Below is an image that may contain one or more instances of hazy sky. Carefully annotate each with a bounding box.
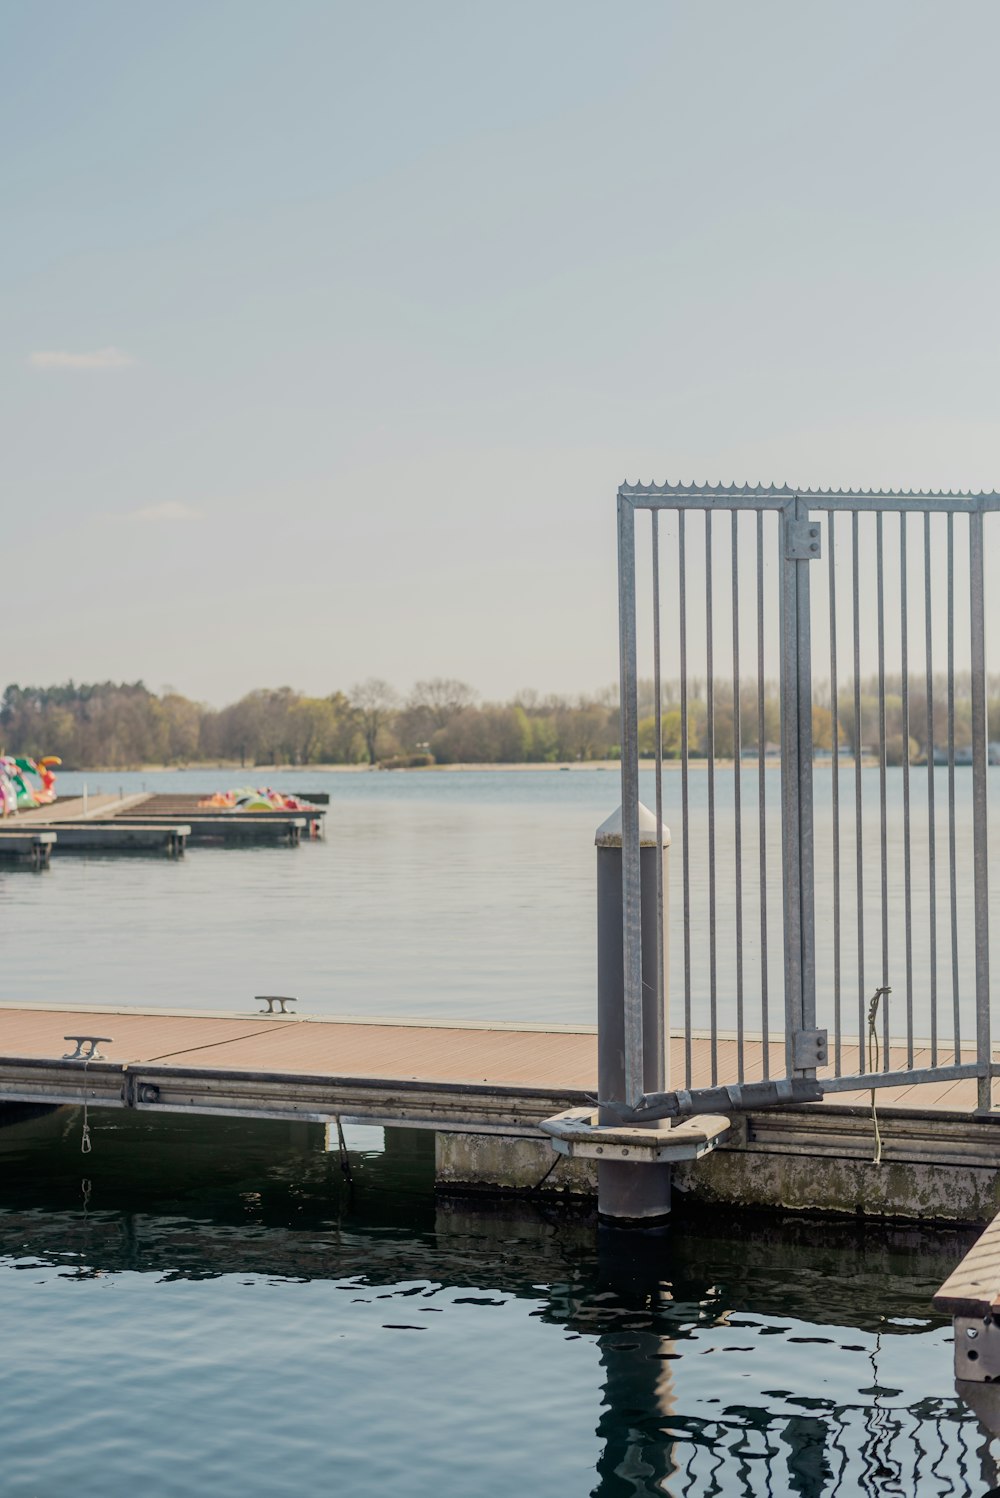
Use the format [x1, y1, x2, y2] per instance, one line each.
[6, 1, 1000, 706]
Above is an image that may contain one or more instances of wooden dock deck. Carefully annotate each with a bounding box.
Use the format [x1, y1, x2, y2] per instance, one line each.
[0, 1008, 593, 1130]
[0, 1005, 987, 1121]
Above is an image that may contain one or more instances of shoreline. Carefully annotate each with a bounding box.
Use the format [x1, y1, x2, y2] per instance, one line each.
[58, 756, 884, 775]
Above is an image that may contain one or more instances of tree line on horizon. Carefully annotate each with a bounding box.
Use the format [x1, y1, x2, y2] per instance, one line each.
[0, 674, 994, 770]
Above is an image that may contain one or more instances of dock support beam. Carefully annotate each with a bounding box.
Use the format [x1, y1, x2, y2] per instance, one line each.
[596, 804, 671, 1224]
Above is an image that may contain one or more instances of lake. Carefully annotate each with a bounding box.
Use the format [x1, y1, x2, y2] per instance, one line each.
[1, 766, 996, 1494]
[2, 764, 993, 1047]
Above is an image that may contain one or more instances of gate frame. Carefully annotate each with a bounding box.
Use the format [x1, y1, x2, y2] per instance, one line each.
[616, 483, 997, 1114]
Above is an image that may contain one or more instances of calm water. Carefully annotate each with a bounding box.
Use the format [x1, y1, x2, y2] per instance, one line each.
[1, 764, 995, 1041]
[2, 767, 997, 1494]
[0, 1106, 991, 1498]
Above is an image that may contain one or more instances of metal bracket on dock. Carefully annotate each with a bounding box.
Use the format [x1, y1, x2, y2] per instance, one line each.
[63, 1035, 112, 1061]
[121, 1072, 160, 1108]
[538, 1108, 730, 1164]
[256, 995, 297, 1015]
[955, 1316, 1000, 1383]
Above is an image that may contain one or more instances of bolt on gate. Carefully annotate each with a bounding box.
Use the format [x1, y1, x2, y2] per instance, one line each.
[616, 483, 998, 1117]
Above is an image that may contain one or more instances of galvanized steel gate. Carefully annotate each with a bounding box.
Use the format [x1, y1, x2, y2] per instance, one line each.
[617, 483, 996, 1113]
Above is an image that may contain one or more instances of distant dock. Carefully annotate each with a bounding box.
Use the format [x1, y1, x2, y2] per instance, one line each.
[0, 792, 324, 858]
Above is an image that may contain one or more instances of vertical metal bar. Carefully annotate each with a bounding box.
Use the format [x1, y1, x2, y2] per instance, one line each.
[781, 503, 803, 1078]
[947, 512, 961, 1064]
[900, 513, 914, 1068]
[679, 512, 692, 1089]
[757, 512, 770, 1081]
[617, 493, 644, 1105]
[732, 510, 744, 1080]
[795, 499, 817, 1057]
[828, 511, 842, 1074]
[852, 512, 865, 1071]
[924, 512, 938, 1067]
[969, 509, 991, 1112]
[651, 510, 666, 1093]
[705, 509, 718, 1084]
[876, 512, 890, 1066]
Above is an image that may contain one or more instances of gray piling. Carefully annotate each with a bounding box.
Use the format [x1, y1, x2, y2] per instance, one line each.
[595, 803, 671, 1224]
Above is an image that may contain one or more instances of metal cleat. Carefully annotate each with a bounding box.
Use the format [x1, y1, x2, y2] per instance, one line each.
[63, 1035, 112, 1061]
[256, 995, 297, 1015]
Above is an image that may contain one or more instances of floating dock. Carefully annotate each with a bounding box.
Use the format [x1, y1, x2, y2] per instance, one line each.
[0, 1003, 996, 1222]
[118, 794, 325, 840]
[8, 791, 324, 852]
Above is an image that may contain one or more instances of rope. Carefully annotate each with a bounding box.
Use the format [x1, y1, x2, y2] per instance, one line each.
[529, 1153, 562, 1193]
[867, 986, 891, 1166]
[80, 1055, 92, 1155]
[334, 1116, 352, 1181]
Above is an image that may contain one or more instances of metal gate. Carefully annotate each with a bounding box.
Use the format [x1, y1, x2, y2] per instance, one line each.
[617, 483, 995, 1113]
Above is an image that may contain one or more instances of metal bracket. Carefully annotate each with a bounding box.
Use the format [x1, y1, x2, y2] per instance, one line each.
[63, 1035, 112, 1061]
[122, 1073, 161, 1107]
[256, 995, 297, 1015]
[793, 1029, 829, 1069]
[955, 1315, 1000, 1382]
[538, 1108, 730, 1164]
[785, 518, 822, 560]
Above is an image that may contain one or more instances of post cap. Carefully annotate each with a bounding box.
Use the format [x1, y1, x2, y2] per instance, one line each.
[595, 802, 671, 849]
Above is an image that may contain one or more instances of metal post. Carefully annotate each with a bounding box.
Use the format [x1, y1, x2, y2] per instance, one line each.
[596, 803, 670, 1222]
[780, 508, 803, 1077]
[795, 498, 817, 1057]
[617, 495, 644, 1106]
[970, 510, 992, 1111]
[781, 498, 818, 1078]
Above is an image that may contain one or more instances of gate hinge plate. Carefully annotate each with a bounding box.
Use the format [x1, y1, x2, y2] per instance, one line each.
[785, 519, 822, 560]
[793, 1029, 829, 1069]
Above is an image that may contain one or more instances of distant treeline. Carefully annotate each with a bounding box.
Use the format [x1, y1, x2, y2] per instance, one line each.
[0, 674, 995, 770]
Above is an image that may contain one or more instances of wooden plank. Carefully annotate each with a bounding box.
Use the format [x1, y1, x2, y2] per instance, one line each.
[14, 794, 146, 824]
[0, 1008, 597, 1087]
[935, 1212, 1000, 1316]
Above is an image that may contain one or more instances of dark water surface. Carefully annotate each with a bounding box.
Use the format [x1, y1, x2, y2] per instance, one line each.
[0, 1106, 992, 1498]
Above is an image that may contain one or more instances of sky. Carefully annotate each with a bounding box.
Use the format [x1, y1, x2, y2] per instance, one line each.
[5, 1, 1000, 707]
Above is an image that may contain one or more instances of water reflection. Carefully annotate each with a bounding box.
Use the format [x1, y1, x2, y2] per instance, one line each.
[0, 1107, 994, 1497]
